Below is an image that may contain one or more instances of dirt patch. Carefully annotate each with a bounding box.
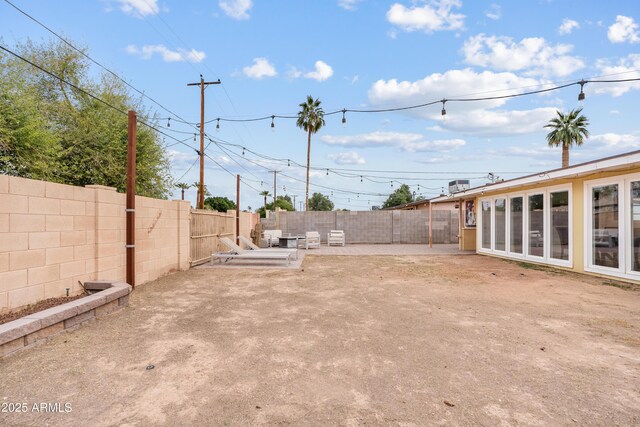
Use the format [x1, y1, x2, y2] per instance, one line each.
[0, 294, 87, 325]
[0, 254, 639, 426]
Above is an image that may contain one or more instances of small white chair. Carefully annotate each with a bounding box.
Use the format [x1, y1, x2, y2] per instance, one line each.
[327, 230, 345, 246]
[263, 229, 282, 247]
[304, 231, 321, 249]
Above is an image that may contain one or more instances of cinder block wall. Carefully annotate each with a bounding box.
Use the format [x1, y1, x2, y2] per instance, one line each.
[267, 210, 454, 244]
[0, 175, 190, 313]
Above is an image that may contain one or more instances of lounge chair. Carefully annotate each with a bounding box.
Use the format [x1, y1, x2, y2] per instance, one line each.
[238, 235, 298, 259]
[211, 237, 295, 265]
[327, 230, 345, 246]
[304, 231, 321, 249]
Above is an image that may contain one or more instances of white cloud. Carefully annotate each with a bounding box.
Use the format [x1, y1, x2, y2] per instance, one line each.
[338, 0, 363, 11]
[590, 133, 640, 151]
[345, 75, 360, 84]
[219, 0, 253, 20]
[126, 44, 206, 63]
[608, 15, 640, 44]
[558, 18, 580, 35]
[286, 66, 302, 79]
[321, 131, 465, 152]
[116, 0, 159, 17]
[462, 34, 584, 77]
[387, 0, 465, 33]
[327, 151, 366, 164]
[242, 57, 277, 79]
[368, 69, 561, 136]
[485, 3, 501, 21]
[304, 60, 334, 82]
[595, 54, 640, 96]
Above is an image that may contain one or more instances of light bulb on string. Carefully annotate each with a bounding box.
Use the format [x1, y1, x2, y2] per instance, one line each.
[578, 79, 586, 102]
[287, 159, 290, 167]
[441, 99, 447, 117]
[360, 176, 363, 183]
[242, 147, 245, 156]
[341, 109, 347, 128]
[271, 115, 275, 131]
[216, 118, 220, 131]
[326, 169, 329, 176]
[166, 118, 171, 128]
[193, 133, 196, 142]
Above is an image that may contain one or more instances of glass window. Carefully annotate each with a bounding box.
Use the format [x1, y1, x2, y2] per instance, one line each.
[592, 185, 619, 269]
[495, 198, 506, 251]
[632, 182, 640, 272]
[528, 194, 544, 257]
[510, 197, 523, 254]
[550, 191, 569, 260]
[482, 200, 491, 249]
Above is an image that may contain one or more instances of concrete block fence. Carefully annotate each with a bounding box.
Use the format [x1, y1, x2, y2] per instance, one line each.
[267, 209, 458, 244]
[0, 175, 190, 312]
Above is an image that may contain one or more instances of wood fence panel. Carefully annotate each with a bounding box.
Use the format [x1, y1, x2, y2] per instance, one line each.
[190, 209, 234, 266]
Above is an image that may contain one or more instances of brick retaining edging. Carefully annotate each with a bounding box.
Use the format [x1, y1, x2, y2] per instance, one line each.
[0, 281, 131, 359]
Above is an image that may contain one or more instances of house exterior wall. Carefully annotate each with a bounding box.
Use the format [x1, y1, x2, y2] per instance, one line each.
[467, 166, 640, 284]
[0, 175, 190, 313]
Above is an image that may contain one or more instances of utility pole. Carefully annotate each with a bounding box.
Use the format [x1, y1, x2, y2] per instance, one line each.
[187, 75, 220, 209]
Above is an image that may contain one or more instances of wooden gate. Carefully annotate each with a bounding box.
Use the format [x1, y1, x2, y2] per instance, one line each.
[190, 209, 234, 266]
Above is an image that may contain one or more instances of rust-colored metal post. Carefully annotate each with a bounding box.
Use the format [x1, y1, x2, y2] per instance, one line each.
[428, 200, 433, 248]
[236, 174, 240, 245]
[126, 110, 136, 288]
[458, 199, 463, 250]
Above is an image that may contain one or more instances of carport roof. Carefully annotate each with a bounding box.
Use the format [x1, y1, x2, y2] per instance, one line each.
[431, 149, 640, 203]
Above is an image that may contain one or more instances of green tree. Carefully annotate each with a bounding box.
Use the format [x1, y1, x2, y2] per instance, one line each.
[204, 196, 236, 212]
[544, 107, 589, 168]
[383, 184, 414, 209]
[176, 182, 190, 200]
[256, 196, 295, 218]
[0, 38, 172, 198]
[309, 192, 334, 211]
[296, 96, 325, 211]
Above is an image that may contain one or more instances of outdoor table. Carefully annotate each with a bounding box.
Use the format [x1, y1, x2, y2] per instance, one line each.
[279, 236, 299, 248]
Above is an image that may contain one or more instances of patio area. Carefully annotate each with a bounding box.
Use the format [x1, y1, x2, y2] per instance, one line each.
[1, 252, 639, 425]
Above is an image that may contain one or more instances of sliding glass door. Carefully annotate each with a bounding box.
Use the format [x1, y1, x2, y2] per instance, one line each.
[528, 194, 544, 257]
[510, 197, 523, 254]
[592, 184, 619, 269]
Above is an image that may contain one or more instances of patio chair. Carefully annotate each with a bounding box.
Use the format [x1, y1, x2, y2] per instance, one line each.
[304, 231, 321, 249]
[263, 229, 282, 247]
[327, 230, 345, 246]
[238, 235, 298, 259]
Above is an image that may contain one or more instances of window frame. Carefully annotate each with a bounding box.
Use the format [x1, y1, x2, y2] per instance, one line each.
[477, 183, 572, 268]
[584, 173, 640, 281]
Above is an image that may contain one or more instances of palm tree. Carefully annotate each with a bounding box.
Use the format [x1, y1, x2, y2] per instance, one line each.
[259, 190, 271, 213]
[544, 107, 589, 168]
[192, 182, 210, 208]
[175, 182, 190, 200]
[296, 96, 325, 211]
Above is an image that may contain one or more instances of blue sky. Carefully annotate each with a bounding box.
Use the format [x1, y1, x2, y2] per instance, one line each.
[2, 0, 640, 210]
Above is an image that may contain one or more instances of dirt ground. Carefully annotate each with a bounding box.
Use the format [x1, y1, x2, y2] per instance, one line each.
[1, 254, 639, 426]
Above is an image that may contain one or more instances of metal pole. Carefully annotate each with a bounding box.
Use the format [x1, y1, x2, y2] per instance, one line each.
[273, 171, 277, 212]
[428, 200, 433, 248]
[126, 110, 136, 288]
[236, 174, 240, 246]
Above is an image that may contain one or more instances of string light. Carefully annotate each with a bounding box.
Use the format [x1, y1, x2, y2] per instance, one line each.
[578, 79, 586, 101]
[271, 115, 275, 130]
[326, 169, 329, 176]
[167, 117, 171, 127]
[242, 147, 245, 156]
[216, 118, 220, 131]
[360, 176, 363, 183]
[287, 159, 290, 167]
[441, 99, 447, 116]
[341, 109, 346, 127]
[193, 133, 196, 142]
